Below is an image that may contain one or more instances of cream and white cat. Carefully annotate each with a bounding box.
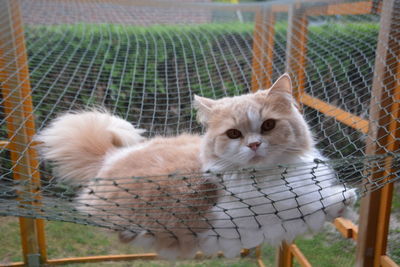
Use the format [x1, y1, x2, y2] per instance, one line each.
[36, 74, 355, 259]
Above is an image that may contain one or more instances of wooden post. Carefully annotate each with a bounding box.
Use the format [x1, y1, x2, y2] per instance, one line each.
[356, 0, 400, 266]
[254, 246, 266, 267]
[275, 4, 309, 266]
[251, 8, 276, 92]
[285, 3, 308, 104]
[276, 242, 293, 267]
[0, 0, 47, 265]
[251, 9, 264, 92]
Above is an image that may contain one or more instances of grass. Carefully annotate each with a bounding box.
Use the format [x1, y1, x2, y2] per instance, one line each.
[293, 230, 355, 267]
[392, 184, 400, 220]
[387, 183, 400, 263]
[31, 21, 256, 36]
[0, 217, 357, 267]
[1, 184, 399, 266]
[0, 217, 22, 264]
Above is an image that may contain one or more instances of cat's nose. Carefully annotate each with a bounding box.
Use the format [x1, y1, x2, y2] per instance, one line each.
[247, 142, 261, 151]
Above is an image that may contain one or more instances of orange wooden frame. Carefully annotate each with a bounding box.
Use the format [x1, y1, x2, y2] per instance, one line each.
[0, 0, 398, 266]
[355, 0, 400, 266]
[0, 0, 46, 265]
[250, 0, 398, 267]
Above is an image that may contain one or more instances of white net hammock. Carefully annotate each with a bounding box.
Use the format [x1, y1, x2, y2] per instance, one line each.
[0, 0, 399, 260]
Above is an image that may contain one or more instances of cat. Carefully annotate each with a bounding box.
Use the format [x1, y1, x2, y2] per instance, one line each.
[36, 74, 355, 259]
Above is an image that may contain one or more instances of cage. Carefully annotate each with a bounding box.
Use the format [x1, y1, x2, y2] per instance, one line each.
[0, 0, 399, 266]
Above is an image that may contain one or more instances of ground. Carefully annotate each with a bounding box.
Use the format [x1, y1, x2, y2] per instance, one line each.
[0, 217, 355, 266]
[0, 183, 399, 266]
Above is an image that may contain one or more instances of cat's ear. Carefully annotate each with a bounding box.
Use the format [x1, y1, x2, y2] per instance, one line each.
[255, 73, 297, 110]
[193, 95, 217, 124]
[255, 73, 292, 97]
[270, 73, 292, 94]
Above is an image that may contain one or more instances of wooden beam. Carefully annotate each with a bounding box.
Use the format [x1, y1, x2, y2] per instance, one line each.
[300, 93, 369, 134]
[0, 140, 10, 149]
[251, 9, 266, 92]
[381, 255, 400, 267]
[334, 217, 359, 241]
[0, 140, 42, 150]
[256, 246, 267, 267]
[46, 254, 157, 265]
[356, 0, 400, 266]
[20, 0, 373, 15]
[241, 248, 251, 257]
[0, 0, 47, 264]
[261, 9, 275, 90]
[305, 1, 374, 16]
[276, 5, 309, 265]
[276, 242, 293, 267]
[0, 263, 25, 267]
[334, 217, 354, 239]
[290, 244, 312, 267]
[285, 4, 308, 105]
[271, 5, 289, 13]
[251, 8, 276, 92]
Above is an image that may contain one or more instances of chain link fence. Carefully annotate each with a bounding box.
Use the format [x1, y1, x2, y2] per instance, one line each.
[0, 0, 399, 263]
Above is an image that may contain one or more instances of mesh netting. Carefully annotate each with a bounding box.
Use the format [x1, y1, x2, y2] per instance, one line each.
[0, 0, 399, 260]
[2, 155, 399, 225]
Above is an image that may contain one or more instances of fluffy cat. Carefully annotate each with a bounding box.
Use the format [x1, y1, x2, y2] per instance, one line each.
[36, 74, 355, 259]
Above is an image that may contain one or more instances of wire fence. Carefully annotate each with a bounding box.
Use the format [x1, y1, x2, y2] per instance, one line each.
[0, 0, 399, 262]
[1, 154, 399, 226]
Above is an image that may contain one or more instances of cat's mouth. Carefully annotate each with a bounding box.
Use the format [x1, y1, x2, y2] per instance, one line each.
[249, 154, 265, 163]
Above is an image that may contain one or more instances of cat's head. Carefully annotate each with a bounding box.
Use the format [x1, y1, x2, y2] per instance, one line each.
[194, 74, 314, 171]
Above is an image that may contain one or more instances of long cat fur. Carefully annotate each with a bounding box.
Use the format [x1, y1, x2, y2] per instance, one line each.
[36, 74, 355, 259]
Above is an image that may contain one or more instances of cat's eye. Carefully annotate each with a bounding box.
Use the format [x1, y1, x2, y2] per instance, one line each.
[226, 129, 242, 139]
[261, 119, 276, 133]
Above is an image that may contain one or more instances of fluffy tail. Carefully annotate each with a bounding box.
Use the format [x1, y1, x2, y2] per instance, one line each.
[36, 110, 145, 182]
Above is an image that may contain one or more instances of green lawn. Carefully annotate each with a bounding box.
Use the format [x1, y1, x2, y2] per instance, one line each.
[2, 184, 400, 267]
[0, 217, 357, 267]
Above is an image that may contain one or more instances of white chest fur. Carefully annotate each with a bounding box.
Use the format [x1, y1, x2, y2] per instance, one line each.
[198, 153, 356, 258]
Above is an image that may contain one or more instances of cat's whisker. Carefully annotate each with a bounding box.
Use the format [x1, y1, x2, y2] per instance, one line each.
[266, 147, 309, 154]
[207, 159, 236, 171]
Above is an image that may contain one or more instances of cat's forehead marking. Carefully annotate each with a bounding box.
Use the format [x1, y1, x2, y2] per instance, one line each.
[247, 107, 261, 131]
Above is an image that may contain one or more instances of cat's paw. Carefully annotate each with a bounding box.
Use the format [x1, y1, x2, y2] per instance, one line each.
[325, 187, 357, 220]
